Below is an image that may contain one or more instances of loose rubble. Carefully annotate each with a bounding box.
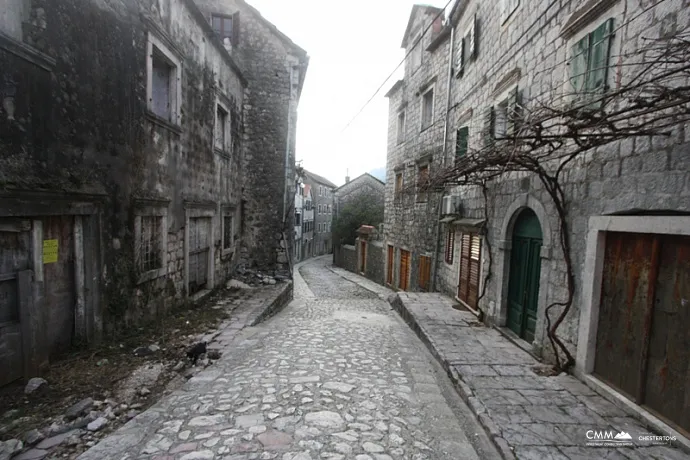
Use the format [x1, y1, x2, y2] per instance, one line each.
[23, 379, 47, 396]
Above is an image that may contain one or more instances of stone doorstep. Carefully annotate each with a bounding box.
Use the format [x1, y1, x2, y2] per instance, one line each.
[389, 292, 690, 460]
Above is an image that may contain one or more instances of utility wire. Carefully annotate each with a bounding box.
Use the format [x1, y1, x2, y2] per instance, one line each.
[339, 0, 455, 134]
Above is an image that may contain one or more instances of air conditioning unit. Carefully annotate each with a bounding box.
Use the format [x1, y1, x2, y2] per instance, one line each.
[442, 195, 461, 216]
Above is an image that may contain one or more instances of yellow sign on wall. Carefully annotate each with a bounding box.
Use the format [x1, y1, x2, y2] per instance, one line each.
[43, 239, 58, 264]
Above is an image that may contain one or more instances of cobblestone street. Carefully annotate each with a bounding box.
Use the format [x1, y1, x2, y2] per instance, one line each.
[76, 256, 500, 460]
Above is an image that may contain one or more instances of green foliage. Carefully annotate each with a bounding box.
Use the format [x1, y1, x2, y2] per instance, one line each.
[333, 191, 384, 245]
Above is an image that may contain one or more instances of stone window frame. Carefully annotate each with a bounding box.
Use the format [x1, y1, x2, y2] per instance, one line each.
[146, 32, 182, 127]
[420, 85, 435, 131]
[492, 82, 520, 140]
[562, 3, 622, 106]
[133, 201, 169, 285]
[214, 96, 232, 155]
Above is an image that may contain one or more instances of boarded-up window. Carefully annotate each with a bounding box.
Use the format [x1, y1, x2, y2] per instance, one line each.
[458, 233, 482, 309]
[419, 255, 431, 292]
[151, 51, 173, 121]
[445, 229, 455, 264]
[139, 216, 162, 272]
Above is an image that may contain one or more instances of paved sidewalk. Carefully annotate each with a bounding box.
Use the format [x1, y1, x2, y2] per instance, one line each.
[390, 292, 689, 460]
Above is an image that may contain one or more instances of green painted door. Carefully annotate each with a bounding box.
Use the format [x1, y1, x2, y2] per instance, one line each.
[507, 209, 543, 343]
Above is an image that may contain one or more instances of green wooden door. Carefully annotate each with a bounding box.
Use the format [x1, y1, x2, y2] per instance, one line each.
[507, 209, 543, 343]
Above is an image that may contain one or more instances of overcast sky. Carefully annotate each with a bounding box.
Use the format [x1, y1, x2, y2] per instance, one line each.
[246, 0, 445, 187]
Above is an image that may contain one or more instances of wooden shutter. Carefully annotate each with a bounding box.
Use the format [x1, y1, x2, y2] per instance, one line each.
[483, 107, 494, 147]
[445, 229, 455, 264]
[399, 250, 410, 291]
[387, 245, 394, 285]
[458, 233, 482, 309]
[457, 37, 465, 77]
[468, 16, 476, 61]
[507, 87, 522, 136]
[232, 12, 241, 47]
[588, 18, 614, 95]
[456, 127, 469, 157]
[570, 35, 590, 96]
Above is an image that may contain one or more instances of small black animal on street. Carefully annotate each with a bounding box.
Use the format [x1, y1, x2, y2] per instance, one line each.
[186, 341, 207, 365]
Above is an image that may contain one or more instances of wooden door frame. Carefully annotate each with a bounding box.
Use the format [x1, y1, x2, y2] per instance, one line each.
[576, 216, 690, 447]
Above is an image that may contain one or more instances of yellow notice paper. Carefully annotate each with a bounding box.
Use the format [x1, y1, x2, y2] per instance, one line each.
[43, 239, 58, 264]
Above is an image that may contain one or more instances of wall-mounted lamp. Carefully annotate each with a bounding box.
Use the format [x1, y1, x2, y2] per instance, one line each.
[2, 77, 17, 122]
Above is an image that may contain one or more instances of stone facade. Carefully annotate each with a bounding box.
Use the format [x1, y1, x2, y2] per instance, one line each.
[194, 0, 309, 274]
[384, 0, 690, 365]
[0, 0, 305, 382]
[334, 173, 386, 220]
[302, 169, 336, 257]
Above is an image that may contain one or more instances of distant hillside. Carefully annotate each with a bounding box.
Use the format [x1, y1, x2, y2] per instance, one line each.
[368, 167, 386, 182]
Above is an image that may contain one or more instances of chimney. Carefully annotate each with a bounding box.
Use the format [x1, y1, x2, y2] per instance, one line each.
[345, 168, 350, 184]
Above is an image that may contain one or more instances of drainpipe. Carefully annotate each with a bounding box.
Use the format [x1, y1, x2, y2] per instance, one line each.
[430, 23, 455, 292]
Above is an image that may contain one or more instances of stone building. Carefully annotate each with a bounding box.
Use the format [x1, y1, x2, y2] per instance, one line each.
[302, 169, 336, 257]
[301, 184, 315, 260]
[194, 0, 309, 275]
[334, 173, 386, 220]
[384, 0, 690, 435]
[0, 0, 306, 385]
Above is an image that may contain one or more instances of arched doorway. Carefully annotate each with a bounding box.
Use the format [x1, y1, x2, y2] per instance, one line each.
[507, 209, 543, 343]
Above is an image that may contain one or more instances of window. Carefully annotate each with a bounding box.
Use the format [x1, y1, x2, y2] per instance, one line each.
[456, 127, 469, 158]
[421, 88, 434, 129]
[397, 110, 406, 144]
[458, 233, 482, 310]
[215, 104, 229, 152]
[147, 34, 181, 125]
[320, 186, 323, 196]
[395, 173, 403, 197]
[222, 214, 233, 251]
[501, 0, 520, 24]
[417, 165, 429, 202]
[139, 216, 163, 272]
[570, 19, 614, 102]
[457, 16, 477, 77]
[211, 13, 240, 46]
[318, 204, 322, 215]
[295, 212, 301, 225]
[328, 205, 331, 214]
[491, 87, 521, 141]
[445, 229, 455, 264]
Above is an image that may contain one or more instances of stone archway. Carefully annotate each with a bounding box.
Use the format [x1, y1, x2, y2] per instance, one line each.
[493, 194, 553, 352]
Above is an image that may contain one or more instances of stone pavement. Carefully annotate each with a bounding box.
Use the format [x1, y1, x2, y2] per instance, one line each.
[389, 292, 690, 460]
[75, 256, 500, 460]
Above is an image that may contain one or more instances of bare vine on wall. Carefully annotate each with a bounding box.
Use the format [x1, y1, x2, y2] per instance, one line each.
[401, 28, 690, 371]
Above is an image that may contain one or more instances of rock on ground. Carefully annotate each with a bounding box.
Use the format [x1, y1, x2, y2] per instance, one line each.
[24, 378, 47, 395]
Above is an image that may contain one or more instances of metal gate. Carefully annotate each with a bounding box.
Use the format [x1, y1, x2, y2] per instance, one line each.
[595, 232, 690, 434]
[399, 249, 410, 291]
[188, 217, 211, 295]
[0, 221, 30, 385]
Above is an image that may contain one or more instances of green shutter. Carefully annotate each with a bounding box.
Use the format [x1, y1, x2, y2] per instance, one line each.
[507, 87, 522, 136]
[456, 127, 469, 157]
[587, 18, 614, 95]
[483, 107, 494, 147]
[570, 35, 589, 96]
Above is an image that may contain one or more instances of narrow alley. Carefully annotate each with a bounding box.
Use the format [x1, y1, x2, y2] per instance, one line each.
[74, 256, 500, 460]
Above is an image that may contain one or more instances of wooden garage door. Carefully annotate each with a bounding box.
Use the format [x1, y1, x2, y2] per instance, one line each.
[418, 256, 431, 292]
[595, 232, 690, 434]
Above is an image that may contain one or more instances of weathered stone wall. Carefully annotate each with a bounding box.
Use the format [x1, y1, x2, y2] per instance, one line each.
[0, 0, 245, 336]
[335, 244, 357, 274]
[384, 6, 450, 293]
[334, 174, 386, 218]
[194, 0, 309, 274]
[365, 241, 385, 286]
[301, 171, 335, 257]
[392, 0, 690, 361]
